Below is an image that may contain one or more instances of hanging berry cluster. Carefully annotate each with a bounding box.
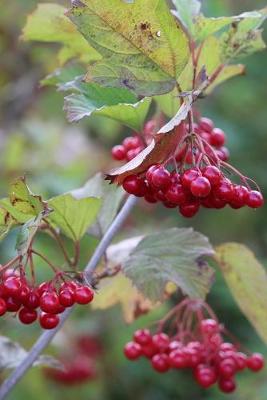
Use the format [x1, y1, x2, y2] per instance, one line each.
[123, 299, 264, 394]
[112, 116, 264, 217]
[0, 267, 94, 330]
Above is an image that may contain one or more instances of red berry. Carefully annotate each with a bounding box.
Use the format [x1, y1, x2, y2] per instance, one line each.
[144, 120, 156, 136]
[126, 147, 143, 161]
[168, 349, 188, 368]
[122, 175, 146, 197]
[200, 319, 219, 336]
[40, 292, 60, 314]
[39, 312, 59, 329]
[190, 177, 211, 198]
[235, 352, 247, 371]
[5, 296, 21, 312]
[179, 202, 199, 218]
[16, 284, 31, 303]
[18, 308, 37, 324]
[218, 378, 236, 393]
[202, 166, 221, 186]
[181, 169, 201, 189]
[123, 136, 142, 150]
[23, 290, 40, 309]
[124, 341, 142, 360]
[214, 180, 234, 202]
[218, 358, 237, 378]
[37, 282, 51, 296]
[133, 329, 152, 346]
[150, 167, 171, 190]
[74, 286, 94, 305]
[210, 128, 226, 147]
[141, 343, 158, 358]
[247, 190, 264, 208]
[152, 333, 170, 352]
[165, 184, 187, 205]
[59, 290, 75, 307]
[3, 276, 21, 296]
[199, 117, 214, 133]
[247, 353, 265, 371]
[231, 185, 249, 208]
[217, 146, 230, 161]
[195, 366, 217, 388]
[151, 354, 169, 373]
[146, 165, 159, 183]
[111, 145, 126, 161]
[0, 298, 7, 316]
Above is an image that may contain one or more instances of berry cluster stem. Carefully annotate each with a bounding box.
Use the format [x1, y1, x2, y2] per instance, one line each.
[0, 195, 138, 400]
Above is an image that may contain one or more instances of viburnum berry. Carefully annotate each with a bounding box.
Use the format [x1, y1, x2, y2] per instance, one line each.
[39, 312, 60, 330]
[59, 289, 75, 307]
[40, 291, 60, 314]
[74, 286, 94, 305]
[190, 177, 211, 198]
[247, 353, 265, 371]
[200, 319, 219, 336]
[202, 166, 221, 186]
[150, 167, 171, 190]
[218, 378, 236, 393]
[179, 202, 199, 218]
[122, 175, 146, 197]
[124, 341, 142, 360]
[181, 169, 201, 188]
[247, 190, 264, 208]
[0, 298, 7, 316]
[111, 145, 126, 161]
[151, 354, 169, 373]
[19, 308, 38, 325]
[210, 128, 226, 147]
[133, 329, 152, 346]
[3, 276, 21, 296]
[199, 117, 214, 133]
[23, 290, 40, 309]
[152, 333, 170, 351]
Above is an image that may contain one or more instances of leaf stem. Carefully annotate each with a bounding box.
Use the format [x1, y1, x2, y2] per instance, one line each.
[0, 195, 137, 400]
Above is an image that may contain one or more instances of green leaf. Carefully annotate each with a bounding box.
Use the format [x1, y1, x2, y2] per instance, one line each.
[171, 0, 201, 34]
[22, 3, 101, 65]
[0, 208, 15, 241]
[216, 243, 267, 345]
[63, 79, 151, 130]
[206, 64, 245, 94]
[0, 178, 47, 224]
[16, 210, 51, 257]
[123, 228, 214, 301]
[41, 65, 86, 88]
[67, 0, 190, 96]
[71, 173, 124, 235]
[48, 193, 102, 241]
[154, 87, 180, 118]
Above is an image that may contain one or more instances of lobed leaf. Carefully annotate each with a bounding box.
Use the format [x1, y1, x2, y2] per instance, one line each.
[123, 228, 215, 302]
[67, 0, 190, 96]
[216, 243, 267, 345]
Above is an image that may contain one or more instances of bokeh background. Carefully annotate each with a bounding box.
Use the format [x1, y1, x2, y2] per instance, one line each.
[0, 0, 267, 399]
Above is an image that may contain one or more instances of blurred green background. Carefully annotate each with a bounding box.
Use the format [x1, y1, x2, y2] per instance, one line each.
[0, 0, 267, 399]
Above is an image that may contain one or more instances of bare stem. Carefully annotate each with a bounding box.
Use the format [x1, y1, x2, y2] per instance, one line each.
[0, 195, 137, 400]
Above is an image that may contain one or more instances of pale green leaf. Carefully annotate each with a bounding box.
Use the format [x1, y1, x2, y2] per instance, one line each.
[154, 87, 180, 118]
[216, 243, 267, 344]
[48, 194, 102, 241]
[206, 64, 245, 94]
[22, 3, 101, 65]
[67, 0, 190, 96]
[71, 173, 124, 235]
[123, 228, 215, 301]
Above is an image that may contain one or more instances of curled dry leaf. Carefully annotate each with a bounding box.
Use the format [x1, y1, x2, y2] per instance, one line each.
[107, 98, 192, 184]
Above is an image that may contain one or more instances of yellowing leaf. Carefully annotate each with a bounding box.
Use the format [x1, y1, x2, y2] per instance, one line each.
[92, 273, 156, 323]
[216, 243, 267, 344]
[67, 0, 190, 96]
[22, 3, 100, 65]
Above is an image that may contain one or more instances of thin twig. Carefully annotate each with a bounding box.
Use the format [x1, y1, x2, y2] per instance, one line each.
[0, 195, 137, 400]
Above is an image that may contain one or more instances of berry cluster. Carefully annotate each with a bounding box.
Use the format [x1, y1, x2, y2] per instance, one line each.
[123, 300, 265, 394]
[0, 269, 94, 329]
[119, 117, 263, 217]
[44, 334, 102, 385]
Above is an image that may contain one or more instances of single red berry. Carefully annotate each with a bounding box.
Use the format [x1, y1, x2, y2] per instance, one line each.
[202, 166, 221, 186]
[152, 333, 170, 351]
[247, 190, 264, 208]
[150, 167, 171, 190]
[122, 175, 146, 197]
[59, 289, 75, 307]
[179, 202, 199, 218]
[246, 353, 265, 372]
[133, 329, 152, 346]
[210, 128, 226, 147]
[218, 378, 236, 393]
[146, 165, 160, 183]
[165, 184, 187, 205]
[5, 296, 21, 312]
[74, 286, 94, 305]
[190, 177, 211, 198]
[0, 298, 7, 316]
[40, 292, 60, 314]
[199, 117, 214, 133]
[214, 179, 234, 202]
[3, 276, 21, 296]
[123, 136, 142, 150]
[218, 358, 237, 378]
[2, 269, 19, 280]
[15, 284, 31, 303]
[235, 352, 247, 371]
[37, 282, 51, 296]
[168, 349, 188, 369]
[200, 319, 219, 336]
[155, 190, 166, 202]
[126, 147, 143, 161]
[195, 366, 217, 388]
[181, 169, 201, 189]
[151, 354, 169, 373]
[111, 145, 126, 161]
[141, 343, 158, 359]
[217, 146, 230, 161]
[60, 281, 77, 293]
[23, 290, 40, 309]
[18, 308, 38, 324]
[231, 185, 249, 208]
[39, 312, 59, 330]
[124, 341, 142, 360]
